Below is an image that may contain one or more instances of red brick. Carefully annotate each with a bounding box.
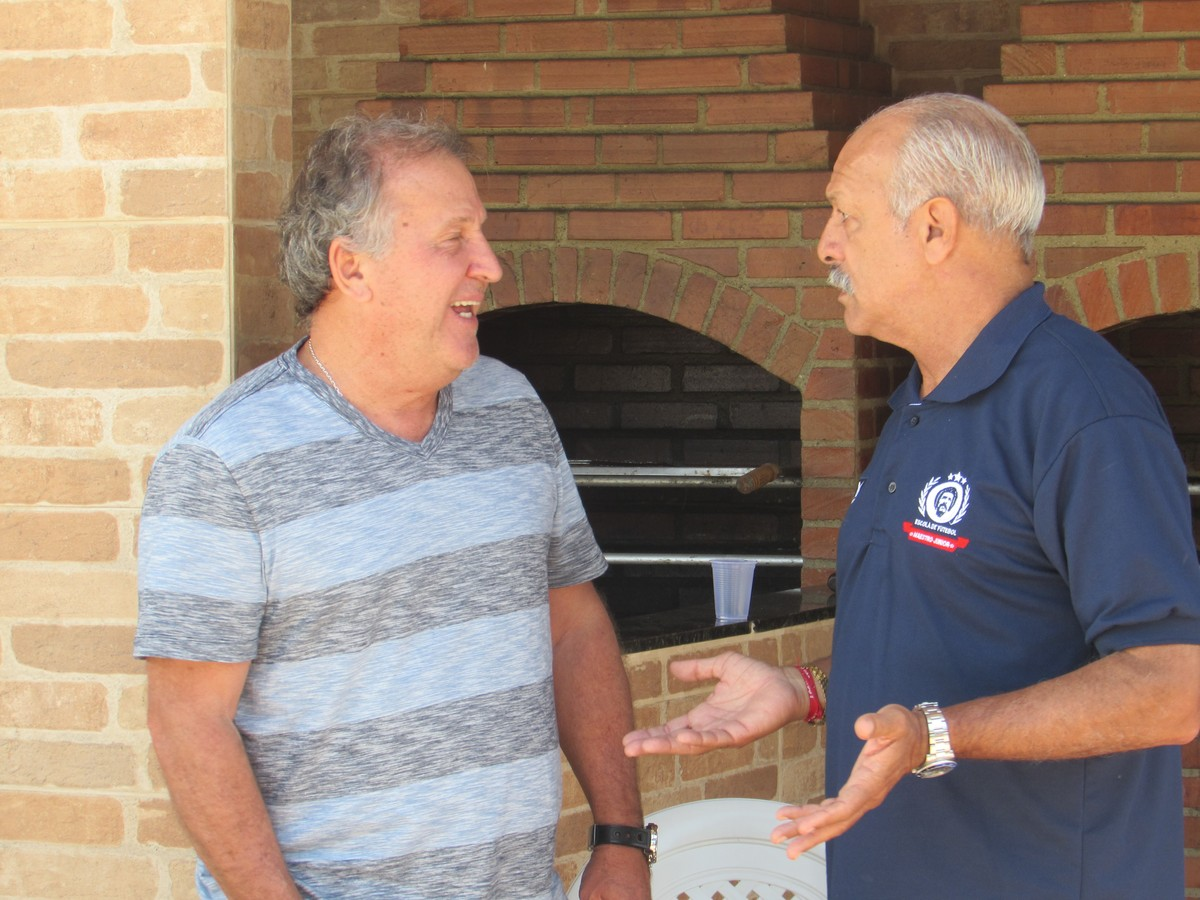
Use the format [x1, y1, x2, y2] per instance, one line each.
[733, 171, 829, 203]
[429, 60, 535, 93]
[1044, 247, 1133, 279]
[1143, 0, 1200, 32]
[376, 61, 426, 93]
[674, 274, 719, 331]
[540, 59, 630, 91]
[1064, 39, 1181, 75]
[1115, 204, 1200, 236]
[661, 248, 740, 276]
[816, 326, 853, 360]
[491, 135, 596, 167]
[642, 259, 683, 319]
[681, 15, 789, 51]
[396, 24, 500, 56]
[1001, 43, 1058, 78]
[775, 130, 838, 166]
[614, 252, 651, 309]
[800, 286, 844, 320]
[475, 173, 520, 206]
[804, 366, 855, 401]
[484, 211, 555, 241]
[1026, 122, 1143, 157]
[568, 211, 672, 241]
[1020, 2, 1133, 37]
[421, 0, 467, 17]
[1039, 205, 1107, 236]
[555, 248, 578, 302]
[460, 98, 567, 128]
[1061, 161, 1177, 195]
[772, 322, 818, 385]
[706, 92, 816, 127]
[610, 0, 708, 9]
[1076, 268, 1120, 331]
[1156, 253, 1194, 314]
[473, 0, 574, 16]
[579, 248, 614, 304]
[1108, 80, 1200, 115]
[746, 245, 823, 279]
[593, 94, 699, 126]
[662, 132, 769, 165]
[1117, 259, 1156, 320]
[618, 172, 725, 204]
[736, 304, 785, 362]
[682, 209, 789, 240]
[707, 286, 751, 346]
[1184, 162, 1200, 193]
[801, 445, 856, 478]
[521, 249, 553, 303]
[612, 19, 680, 51]
[755, 286, 797, 315]
[634, 57, 742, 90]
[1148, 121, 1200, 154]
[507, 21, 608, 54]
[601, 134, 657, 165]
[802, 485, 855, 519]
[526, 174, 616, 206]
[986, 82, 1101, 117]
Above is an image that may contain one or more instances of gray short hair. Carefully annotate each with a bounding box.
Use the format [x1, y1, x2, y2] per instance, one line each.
[868, 94, 1045, 261]
[278, 112, 472, 317]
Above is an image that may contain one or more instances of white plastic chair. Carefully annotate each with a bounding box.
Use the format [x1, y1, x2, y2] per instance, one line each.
[567, 797, 827, 899]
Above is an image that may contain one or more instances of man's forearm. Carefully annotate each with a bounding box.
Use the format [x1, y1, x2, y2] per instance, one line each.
[149, 700, 299, 898]
[948, 643, 1200, 762]
[550, 584, 643, 823]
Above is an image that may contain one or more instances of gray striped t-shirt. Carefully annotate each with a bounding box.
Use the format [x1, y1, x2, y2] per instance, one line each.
[136, 346, 607, 899]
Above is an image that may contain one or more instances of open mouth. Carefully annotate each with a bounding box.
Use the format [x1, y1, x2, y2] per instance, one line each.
[451, 300, 480, 319]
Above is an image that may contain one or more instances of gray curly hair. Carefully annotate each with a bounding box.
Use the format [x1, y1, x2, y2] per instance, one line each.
[278, 112, 472, 317]
[869, 93, 1045, 262]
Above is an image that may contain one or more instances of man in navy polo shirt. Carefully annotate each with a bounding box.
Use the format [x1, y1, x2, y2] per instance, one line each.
[624, 93, 1200, 898]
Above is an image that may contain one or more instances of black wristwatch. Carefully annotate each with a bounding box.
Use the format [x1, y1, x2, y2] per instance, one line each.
[588, 822, 658, 865]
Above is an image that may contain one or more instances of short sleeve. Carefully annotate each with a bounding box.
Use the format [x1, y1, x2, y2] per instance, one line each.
[1033, 414, 1200, 655]
[134, 440, 267, 662]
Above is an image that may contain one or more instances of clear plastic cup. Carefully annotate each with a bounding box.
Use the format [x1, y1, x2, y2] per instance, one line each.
[711, 558, 756, 624]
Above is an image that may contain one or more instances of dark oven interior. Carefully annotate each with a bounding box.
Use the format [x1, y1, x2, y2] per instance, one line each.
[479, 304, 803, 622]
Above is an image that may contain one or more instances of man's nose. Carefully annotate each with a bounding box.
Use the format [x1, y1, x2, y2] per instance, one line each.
[817, 214, 841, 266]
[471, 236, 504, 284]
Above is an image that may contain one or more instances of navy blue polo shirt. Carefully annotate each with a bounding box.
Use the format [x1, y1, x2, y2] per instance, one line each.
[825, 284, 1200, 899]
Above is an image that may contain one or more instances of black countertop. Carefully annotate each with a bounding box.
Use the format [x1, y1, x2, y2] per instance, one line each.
[614, 587, 836, 653]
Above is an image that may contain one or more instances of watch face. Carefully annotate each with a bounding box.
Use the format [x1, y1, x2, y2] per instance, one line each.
[914, 759, 957, 779]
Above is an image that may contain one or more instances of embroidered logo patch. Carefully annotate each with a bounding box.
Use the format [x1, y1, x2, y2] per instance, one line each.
[903, 472, 971, 552]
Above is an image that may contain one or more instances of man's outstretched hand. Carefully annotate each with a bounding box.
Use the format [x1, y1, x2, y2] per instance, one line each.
[622, 652, 807, 757]
[770, 704, 926, 856]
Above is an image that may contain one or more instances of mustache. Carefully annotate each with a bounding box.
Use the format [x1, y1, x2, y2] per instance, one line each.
[827, 266, 854, 295]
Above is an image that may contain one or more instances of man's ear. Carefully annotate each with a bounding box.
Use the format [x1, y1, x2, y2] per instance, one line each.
[918, 197, 959, 265]
[328, 237, 371, 299]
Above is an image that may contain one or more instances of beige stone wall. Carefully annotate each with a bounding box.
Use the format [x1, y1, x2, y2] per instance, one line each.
[0, 0, 288, 895]
[558, 618, 834, 890]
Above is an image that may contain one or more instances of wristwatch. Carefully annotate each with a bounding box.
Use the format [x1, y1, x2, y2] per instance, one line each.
[588, 823, 658, 865]
[911, 701, 957, 778]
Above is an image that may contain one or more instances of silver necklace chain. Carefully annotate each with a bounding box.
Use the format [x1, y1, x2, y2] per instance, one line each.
[307, 339, 343, 396]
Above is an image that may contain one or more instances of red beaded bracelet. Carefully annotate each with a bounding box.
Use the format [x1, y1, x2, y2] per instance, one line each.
[795, 665, 826, 726]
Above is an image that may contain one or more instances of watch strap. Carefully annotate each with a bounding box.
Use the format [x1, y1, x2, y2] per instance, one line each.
[589, 823, 658, 864]
[912, 701, 957, 778]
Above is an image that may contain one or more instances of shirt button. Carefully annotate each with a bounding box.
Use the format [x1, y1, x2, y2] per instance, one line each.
[909, 415, 920, 426]
[887, 482, 897, 493]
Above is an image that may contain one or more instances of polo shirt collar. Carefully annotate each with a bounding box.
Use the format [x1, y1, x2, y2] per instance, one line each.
[891, 282, 1051, 408]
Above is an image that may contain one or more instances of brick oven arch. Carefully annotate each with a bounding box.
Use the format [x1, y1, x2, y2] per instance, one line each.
[485, 244, 826, 391]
